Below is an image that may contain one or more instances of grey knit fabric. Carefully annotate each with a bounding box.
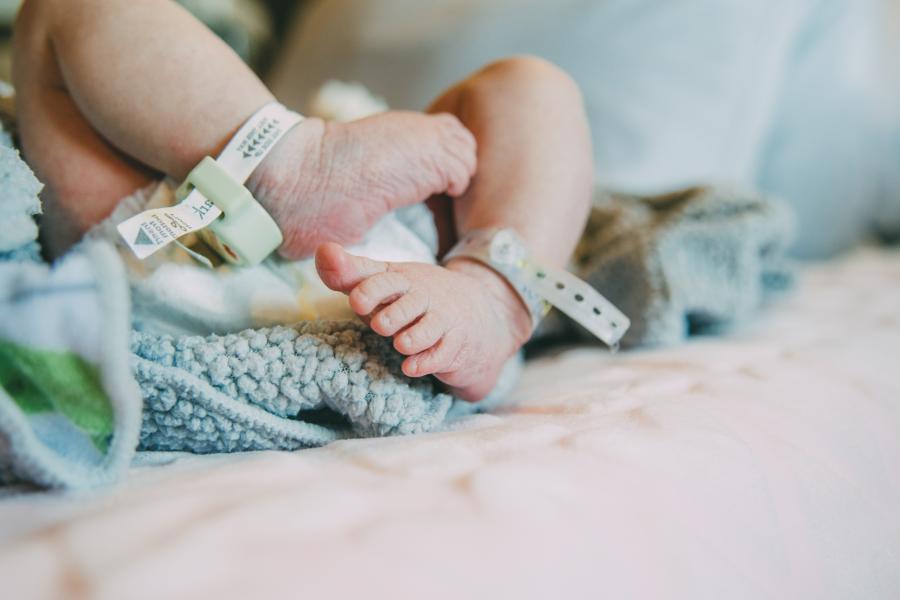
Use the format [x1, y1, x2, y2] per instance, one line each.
[543, 186, 795, 347]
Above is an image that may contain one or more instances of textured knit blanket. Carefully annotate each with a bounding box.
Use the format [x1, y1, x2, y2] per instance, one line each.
[132, 323, 521, 454]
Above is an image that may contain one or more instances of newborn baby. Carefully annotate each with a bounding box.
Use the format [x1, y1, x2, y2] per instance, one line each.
[12, 0, 594, 401]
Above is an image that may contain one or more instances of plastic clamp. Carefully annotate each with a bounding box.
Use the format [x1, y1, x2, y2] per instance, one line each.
[175, 156, 283, 267]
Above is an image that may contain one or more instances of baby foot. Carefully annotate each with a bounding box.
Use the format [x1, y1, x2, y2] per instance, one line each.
[248, 111, 477, 259]
[315, 242, 532, 401]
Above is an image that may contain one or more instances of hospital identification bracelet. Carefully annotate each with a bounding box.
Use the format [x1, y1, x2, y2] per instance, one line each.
[117, 102, 304, 267]
[442, 228, 631, 348]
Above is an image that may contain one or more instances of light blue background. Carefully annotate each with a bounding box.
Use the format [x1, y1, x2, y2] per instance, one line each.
[270, 0, 897, 257]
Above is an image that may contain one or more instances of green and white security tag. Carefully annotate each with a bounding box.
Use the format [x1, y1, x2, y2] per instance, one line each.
[117, 102, 303, 264]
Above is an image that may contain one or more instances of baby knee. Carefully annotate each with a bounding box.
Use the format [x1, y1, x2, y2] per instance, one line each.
[474, 55, 584, 105]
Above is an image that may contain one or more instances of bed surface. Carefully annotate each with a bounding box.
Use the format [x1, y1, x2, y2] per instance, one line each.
[2, 247, 899, 599]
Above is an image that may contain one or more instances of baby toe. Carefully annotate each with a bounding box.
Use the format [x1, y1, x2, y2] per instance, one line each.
[349, 272, 410, 316]
[371, 289, 428, 336]
[316, 243, 389, 293]
[402, 332, 462, 378]
[445, 157, 474, 198]
[452, 125, 477, 176]
[394, 312, 444, 355]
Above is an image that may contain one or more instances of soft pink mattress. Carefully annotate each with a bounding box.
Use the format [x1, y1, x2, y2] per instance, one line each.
[2, 248, 899, 599]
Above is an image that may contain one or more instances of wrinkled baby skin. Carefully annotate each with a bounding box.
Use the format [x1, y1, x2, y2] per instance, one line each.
[248, 110, 477, 259]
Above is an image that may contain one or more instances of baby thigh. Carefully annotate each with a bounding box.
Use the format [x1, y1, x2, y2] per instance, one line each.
[12, 0, 155, 257]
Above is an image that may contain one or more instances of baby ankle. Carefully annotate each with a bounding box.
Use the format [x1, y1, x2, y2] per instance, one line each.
[246, 117, 327, 251]
[445, 257, 533, 348]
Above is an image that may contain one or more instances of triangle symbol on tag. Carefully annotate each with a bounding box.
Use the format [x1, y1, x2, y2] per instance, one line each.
[134, 227, 154, 246]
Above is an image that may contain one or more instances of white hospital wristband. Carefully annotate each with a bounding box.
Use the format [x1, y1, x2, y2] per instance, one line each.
[443, 228, 631, 348]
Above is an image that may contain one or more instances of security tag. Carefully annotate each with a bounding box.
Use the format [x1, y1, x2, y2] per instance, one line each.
[117, 102, 303, 261]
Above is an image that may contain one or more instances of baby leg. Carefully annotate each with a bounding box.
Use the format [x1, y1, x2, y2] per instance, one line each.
[316, 57, 594, 400]
[14, 0, 475, 258]
[427, 57, 594, 266]
[13, 0, 274, 256]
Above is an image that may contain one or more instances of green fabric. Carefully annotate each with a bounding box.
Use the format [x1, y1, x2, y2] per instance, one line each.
[0, 339, 113, 451]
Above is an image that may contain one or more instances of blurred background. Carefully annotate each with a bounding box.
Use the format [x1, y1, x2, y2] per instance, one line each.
[0, 0, 897, 258]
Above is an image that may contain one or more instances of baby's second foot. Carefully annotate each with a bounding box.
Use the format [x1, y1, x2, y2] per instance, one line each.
[248, 111, 477, 259]
[315, 243, 532, 401]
